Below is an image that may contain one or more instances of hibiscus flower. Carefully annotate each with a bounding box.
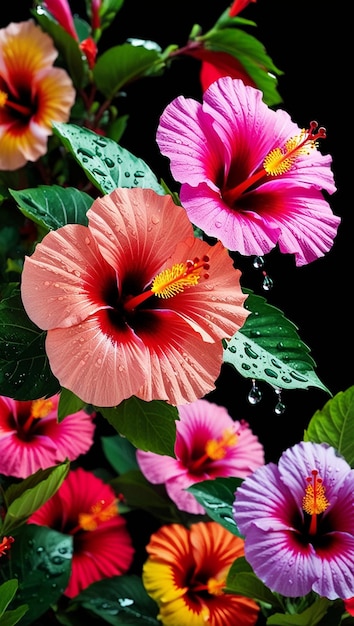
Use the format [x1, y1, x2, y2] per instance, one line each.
[156, 77, 339, 266]
[21, 187, 249, 408]
[143, 521, 260, 626]
[137, 398, 264, 514]
[233, 441, 354, 600]
[0, 20, 76, 171]
[0, 394, 95, 478]
[28, 467, 134, 598]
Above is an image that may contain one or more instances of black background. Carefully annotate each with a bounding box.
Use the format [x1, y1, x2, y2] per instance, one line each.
[2, 0, 350, 463]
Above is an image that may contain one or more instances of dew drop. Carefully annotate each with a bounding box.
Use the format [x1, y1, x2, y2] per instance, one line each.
[253, 255, 264, 269]
[262, 271, 273, 291]
[248, 379, 262, 405]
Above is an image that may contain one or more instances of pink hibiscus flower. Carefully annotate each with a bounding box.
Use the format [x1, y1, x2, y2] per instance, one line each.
[28, 467, 134, 598]
[21, 187, 249, 408]
[0, 20, 75, 171]
[156, 77, 339, 266]
[0, 394, 95, 478]
[233, 441, 354, 600]
[137, 398, 264, 514]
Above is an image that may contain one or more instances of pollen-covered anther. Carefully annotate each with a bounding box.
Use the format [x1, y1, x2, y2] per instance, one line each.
[30, 398, 54, 419]
[263, 120, 327, 176]
[78, 498, 119, 532]
[302, 469, 330, 516]
[205, 429, 238, 461]
[151, 255, 210, 299]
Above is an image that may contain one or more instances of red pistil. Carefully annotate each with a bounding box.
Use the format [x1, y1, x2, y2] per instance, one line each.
[193, 577, 225, 596]
[0, 90, 32, 117]
[124, 255, 210, 312]
[189, 429, 238, 472]
[302, 469, 330, 535]
[223, 121, 326, 205]
[20, 398, 54, 436]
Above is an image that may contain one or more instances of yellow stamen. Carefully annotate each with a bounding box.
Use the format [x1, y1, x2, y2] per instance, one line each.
[30, 398, 54, 419]
[0, 90, 8, 108]
[302, 469, 330, 535]
[205, 429, 238, 460]
[193, 576, 226, 596]
[189, 428, 238, 472]
[124, 256, 210, 312]
[223, 121, 326, 205]
[207, 577, 225, 596]
[151, 262, 200, 298]
[77, 498, 119, 532]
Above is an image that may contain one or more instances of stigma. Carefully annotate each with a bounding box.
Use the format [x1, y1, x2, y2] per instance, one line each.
[263, 121, 326, 176]
[223, 121, 326, 205]
[124, 256, 210, 312]
[302, 469, 330, 535]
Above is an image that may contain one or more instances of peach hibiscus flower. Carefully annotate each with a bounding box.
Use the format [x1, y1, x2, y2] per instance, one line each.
[21, 187, 249, 408]
[0, 19, 75, 171]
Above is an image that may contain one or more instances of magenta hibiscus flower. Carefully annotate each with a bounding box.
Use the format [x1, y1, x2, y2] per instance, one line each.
[156, 77, 339, 266]
[28, 467, 134, 598]
[137, 398, 264, 514]
[0, 394, 95, 478]
[21, 187, 249, 408]
[233, 441, 354, 600]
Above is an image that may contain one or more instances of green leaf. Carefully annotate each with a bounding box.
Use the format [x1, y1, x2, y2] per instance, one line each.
[226, 557, 283, 610]
[0, 581, 22, 616]
[3, 525, 72, 626]
[93, 43, 164, 99]
[101, 435, 139, 475]
[304, 386, 354, 466]
[187, 476, 243, 535]
[73, 574, 159, 625]
[200, 28, 283, 106]
[267, 596, 332, 625]
[2, 461, 69, 535]
[10, 185, 92, 232]
[223, 291, 330, 394]
[99, 398, 178, 457]
[111, 470, 181, 523]
[0, 288, 60, 401]
[32, 9, 87, 89]
[58, 388, 88, 422]
[53, 122, 164, 195]
[0, 605, 29, 626]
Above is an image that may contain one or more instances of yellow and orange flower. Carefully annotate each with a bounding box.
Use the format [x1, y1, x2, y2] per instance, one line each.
[0, 20, 75, 171]
[143, 521, 259, 626]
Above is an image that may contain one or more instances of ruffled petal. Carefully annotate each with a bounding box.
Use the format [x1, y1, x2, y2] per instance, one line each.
[21, 224, 116, 330]
[45, 315, 147, 407]
[87, 187, 193, 280]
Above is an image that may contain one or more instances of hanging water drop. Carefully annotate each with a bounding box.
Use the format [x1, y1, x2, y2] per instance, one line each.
[248, 379, 262, 405]
[274, 387, 286, 414]
[262, 271, 273, 291]
[253, 255, 264, 269]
